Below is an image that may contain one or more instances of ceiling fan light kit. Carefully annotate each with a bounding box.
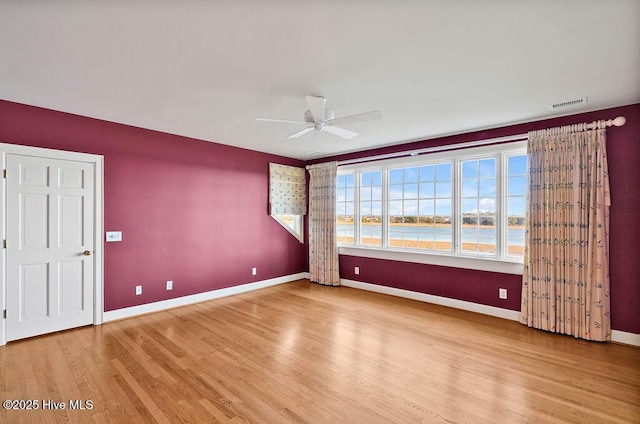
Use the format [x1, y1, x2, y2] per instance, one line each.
[257, 96, 382, 140]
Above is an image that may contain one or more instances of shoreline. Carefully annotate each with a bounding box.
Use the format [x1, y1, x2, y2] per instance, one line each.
[337, 221, 525, 230]
[336, 236, 524, 255]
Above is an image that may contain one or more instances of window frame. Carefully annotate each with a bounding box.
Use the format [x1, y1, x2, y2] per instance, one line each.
[336, 141, 527, 274]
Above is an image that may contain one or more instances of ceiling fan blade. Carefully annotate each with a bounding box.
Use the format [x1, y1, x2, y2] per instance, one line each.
[287, 126, 315, 139]
[327, 110, 382, 126]
[322, 125, 358, 139]
[305, 95, 326, 122]
[256, 117, 306, 124]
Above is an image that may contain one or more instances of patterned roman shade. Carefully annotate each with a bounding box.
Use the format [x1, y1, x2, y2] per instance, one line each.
[269, 163, 306, 215]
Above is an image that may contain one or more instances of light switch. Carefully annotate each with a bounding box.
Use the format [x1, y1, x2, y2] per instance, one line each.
[106, 231, 123, 242]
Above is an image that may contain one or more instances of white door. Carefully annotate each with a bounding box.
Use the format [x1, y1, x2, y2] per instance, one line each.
[6, 154, 95, 341]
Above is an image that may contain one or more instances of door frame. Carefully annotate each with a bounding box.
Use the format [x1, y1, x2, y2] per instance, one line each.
[0, 142, 104, 346]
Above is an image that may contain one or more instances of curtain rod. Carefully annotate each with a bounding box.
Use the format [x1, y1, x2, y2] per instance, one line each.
[334, 115, 626, 167]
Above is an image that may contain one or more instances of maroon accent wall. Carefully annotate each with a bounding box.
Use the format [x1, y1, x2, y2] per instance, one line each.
[315, 104, 640, 335]
[0, 100, 307, 311]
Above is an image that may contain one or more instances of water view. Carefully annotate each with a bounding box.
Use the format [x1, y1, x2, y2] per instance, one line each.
[337, 224, 525, 255]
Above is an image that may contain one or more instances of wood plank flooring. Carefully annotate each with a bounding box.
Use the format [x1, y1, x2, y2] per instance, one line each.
[1, 279, 638, 423]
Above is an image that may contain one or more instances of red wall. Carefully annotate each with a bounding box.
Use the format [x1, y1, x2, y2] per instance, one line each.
[313, 104, 640, 335]
[2, 100, 637, 334]
[0, 100, 308, 311]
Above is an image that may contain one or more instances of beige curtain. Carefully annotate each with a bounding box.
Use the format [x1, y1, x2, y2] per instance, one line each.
[521, 122, 611, 341]
[308, 162, 340, 286]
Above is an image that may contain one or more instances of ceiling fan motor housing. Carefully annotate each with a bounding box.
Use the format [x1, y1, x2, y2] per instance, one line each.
[304, 109, 335, 124]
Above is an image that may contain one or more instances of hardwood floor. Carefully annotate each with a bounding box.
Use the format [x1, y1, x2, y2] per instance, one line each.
[1, 279, 638, 423]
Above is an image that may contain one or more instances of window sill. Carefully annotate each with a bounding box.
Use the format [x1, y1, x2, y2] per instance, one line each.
[338, 246, 524, 275]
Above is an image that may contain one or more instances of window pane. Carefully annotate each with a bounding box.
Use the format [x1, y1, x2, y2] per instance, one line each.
[462, 180, 477, 197]
[372, 185, 383, 201]
[505, 154, 527, 257]
[389, 169, 403, 184]
[372, 172, 382, 186]
[420, 165, 434, 181]
[479, 178, 496, 196]
[361, 186, 371, 201]
[435, 181, 451, 198]
[436, 163, 451, 180]
[404, 199, 418, 216]
[389, 200, 402, 216]
[507, 196, 525, 256]
[461, 198, 478, 215]
[479, 158, 496, 177]
[404, 183, 418, 199]
[479, 197, 496, 214]
[389, 184, 403, 200]
[507, 226, 525, 256]
[361, 224, 381, 247]
[461, 226, 496, 255]
[419, 182, 434, 197]
[404, 167, 419, 183]
[359, 170, 382, 246]
[419, 199, 434, 216]
[388, 162, 451, 252]
[459, 158, 497, 257]
[361, 172, 372, 186]
[435, 198, 451, 216]
[336, 172, 354, 245]
[372, 201, 382, 215]
[345, 188, 354, 202]
[508, 155, 527, 175]
[508, 176, 526, 196]
[462, 161, 478, 179]
[507, 197, 526, 219]
[345, 202, 354, 216]
[345, 174, 354, 187]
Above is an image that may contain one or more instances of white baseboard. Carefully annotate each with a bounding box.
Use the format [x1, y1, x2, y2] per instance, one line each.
[341, 279, 520, 321]
[611, 330, 640, 346]
[103, 272, 307, 322]
[341, 279, 640, 347]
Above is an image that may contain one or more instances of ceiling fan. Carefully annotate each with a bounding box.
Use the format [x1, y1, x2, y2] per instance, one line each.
[257, 96, 382, 139]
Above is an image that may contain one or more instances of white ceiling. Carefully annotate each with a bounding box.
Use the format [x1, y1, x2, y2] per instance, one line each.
[2, 1, 639, 160]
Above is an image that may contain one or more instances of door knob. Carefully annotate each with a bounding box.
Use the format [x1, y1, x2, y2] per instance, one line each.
[83, 250, 92, 256]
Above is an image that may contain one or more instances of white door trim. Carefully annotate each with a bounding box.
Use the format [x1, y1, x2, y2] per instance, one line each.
[0, 142, 104, 346]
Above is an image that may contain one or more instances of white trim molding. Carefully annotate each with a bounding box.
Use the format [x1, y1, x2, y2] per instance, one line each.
[0, 142, 104, 346]
[341, 278, 640, 347]
[104, 272, 307, 322]
[611, 330, 640, 347]
[340, 247, 524, 275]
[341, 279, 520, 321]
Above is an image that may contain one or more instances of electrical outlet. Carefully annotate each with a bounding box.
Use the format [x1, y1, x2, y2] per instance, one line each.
[135, 285, 142, 296]
[499, 288, 507, 299]
[252, 267, 257, 276]
[354, 266, 360, 275]
[166, 280, 173, 290]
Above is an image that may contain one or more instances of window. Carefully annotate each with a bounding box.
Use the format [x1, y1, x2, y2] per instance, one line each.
[460, 157, 497, 255]
[269, 163, 306, 242]
[336, 142, 527, 266]
[388, 163, 452, 251]
[336, 173, 355, 243]
[506, 154, 527, 257]
[359, 171, 382, 246]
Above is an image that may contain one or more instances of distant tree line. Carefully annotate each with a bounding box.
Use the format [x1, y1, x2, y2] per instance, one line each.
[337, 214, 524, 226]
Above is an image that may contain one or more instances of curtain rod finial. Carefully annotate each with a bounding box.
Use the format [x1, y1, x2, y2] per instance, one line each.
[612, 116, 626, 127]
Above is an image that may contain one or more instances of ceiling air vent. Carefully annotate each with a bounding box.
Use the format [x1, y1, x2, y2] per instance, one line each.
[548, 97, 588, 110]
